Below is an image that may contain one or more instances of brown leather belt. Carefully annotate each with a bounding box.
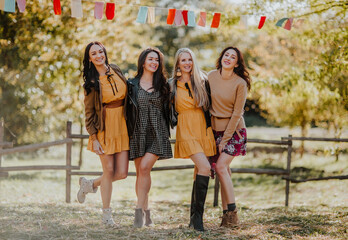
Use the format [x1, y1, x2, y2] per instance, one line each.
[102, 99, 124, 120]
[214, 116, 230, 119]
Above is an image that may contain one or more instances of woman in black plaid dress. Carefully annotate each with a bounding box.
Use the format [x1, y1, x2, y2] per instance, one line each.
[126, 47, 172, 228]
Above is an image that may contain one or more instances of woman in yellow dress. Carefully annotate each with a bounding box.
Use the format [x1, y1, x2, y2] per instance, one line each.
[169, 48, 216, 231]
[77, 41, 129, 227]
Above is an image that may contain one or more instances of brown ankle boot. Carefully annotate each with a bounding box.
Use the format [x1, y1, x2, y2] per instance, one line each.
[224, 210, 239, 228]
[220, 212, 228, 227]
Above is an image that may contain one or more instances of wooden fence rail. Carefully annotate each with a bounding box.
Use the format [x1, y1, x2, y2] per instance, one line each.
[67, 121, 292, 206]
[1, 121, 347, 208]
[281, 137, 348, 142]
[0, 139, 73, 155]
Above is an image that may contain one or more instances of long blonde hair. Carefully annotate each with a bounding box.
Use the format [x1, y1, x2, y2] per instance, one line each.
[172, 48, 209, 110]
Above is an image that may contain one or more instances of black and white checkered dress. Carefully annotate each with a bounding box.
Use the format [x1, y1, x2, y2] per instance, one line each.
[129, 87, 173, 160]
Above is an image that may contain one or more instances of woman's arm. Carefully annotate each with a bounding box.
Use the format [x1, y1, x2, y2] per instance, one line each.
[84, 88, 98, 139]
[219, 82, 247, 148]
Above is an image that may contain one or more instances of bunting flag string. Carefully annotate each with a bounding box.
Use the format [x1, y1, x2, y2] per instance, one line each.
[284, 18, 293, 30]
[147, 7, 155, 24]
[182, 10, 188, 26]
[187, 11, 196, 27]
[276, 18, 289, 27]
[94, 2, 103, 20]
[71, 0, 83, 18]
[167, 8, 175, 25]
[16, 0, 25, 13]
[0, 0, 305, 31]
[136, 6, 147, 23]
[258, 16, 266, 29]
[197, 12, 206, 27]
[4, 0, 15, 12]
[53, 0, 61, 15]
[174, 9, 183, 26]
[0, 0, 5, 10]
[211, 12, 221, 28]
[105, 2, 115, 20]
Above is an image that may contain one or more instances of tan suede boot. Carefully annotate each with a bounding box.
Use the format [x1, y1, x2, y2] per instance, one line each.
[220, 212, 228, 227]
[224, 210, 239, 228]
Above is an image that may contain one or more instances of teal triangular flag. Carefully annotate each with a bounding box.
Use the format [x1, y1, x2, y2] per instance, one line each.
[136, 6, 148, 24]
[187, 11, 196, 27]
[4, 0, 15, 12]
[276, 18, 289, 27]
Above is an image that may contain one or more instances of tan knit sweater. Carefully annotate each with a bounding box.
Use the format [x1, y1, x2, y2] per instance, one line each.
[208, 70, 248, 147]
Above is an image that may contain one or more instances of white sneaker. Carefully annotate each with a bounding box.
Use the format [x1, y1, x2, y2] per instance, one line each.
[102, 208, 116, 228]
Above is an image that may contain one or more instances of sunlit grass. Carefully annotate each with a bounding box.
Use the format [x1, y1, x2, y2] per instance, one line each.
[1, 127, 347, 239]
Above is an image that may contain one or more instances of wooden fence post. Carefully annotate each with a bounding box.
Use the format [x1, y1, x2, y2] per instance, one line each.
[66, 121, 72, 203]
[0, 118, 9, 178]
[78, 121, 83, 167]
[214, 175, 220, 207]
[285, 134, 292, 207]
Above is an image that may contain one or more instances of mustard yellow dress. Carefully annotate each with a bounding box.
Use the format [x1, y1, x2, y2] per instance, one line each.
[87, 69, 129, 154]
[174, 80, 216, 158]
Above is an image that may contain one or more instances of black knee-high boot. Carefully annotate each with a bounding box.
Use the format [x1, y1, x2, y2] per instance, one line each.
[190, 174, 209, 231]
[189, 181, 196, 227]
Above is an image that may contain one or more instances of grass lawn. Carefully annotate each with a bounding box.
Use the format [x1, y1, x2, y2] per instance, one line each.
[1, 127, 347, 239]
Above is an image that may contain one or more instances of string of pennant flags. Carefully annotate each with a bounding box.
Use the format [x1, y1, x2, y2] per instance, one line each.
[0, 0, 304, 30]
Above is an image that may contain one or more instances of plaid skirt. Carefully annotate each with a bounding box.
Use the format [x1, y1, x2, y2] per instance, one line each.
[209, 128, 247, 178]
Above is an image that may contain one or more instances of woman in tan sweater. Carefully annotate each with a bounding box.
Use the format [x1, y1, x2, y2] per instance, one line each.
[208, 46, 251, 228]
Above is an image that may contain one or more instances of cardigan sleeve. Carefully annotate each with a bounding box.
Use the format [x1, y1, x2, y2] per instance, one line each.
[220, 82, 247, 147]
[84, 88, 98, 136]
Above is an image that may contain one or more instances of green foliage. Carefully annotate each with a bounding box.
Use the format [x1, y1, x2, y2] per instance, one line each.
[0, 0, 347, 144]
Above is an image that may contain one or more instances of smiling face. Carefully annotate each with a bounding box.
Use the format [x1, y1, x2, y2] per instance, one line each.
[143, 51, 159, 73]
[221, 49, 238, 70]
[89, 44, 106, 67]
[178, 52, 193, 74]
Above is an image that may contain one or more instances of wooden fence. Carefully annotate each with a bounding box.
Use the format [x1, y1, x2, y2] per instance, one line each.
[1, 121, 347, 207]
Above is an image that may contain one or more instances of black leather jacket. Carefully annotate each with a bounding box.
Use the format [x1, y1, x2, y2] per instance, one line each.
[126, 77, 171, 139]
[169, 78, 212, 129]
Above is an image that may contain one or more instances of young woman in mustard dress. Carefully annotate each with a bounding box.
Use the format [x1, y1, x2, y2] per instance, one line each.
[169, 48, 216, 231]
[77, 42, 129, 227]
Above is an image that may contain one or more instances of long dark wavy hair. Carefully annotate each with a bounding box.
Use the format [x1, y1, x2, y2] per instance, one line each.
[83, 41, 110, 95]
[135, 47, 169, 102]
[216, 46, 251, 91]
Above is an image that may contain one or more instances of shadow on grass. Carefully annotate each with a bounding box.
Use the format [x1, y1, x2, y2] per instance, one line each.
[7, 172, 40, 180]
[1, 202, 347, 240]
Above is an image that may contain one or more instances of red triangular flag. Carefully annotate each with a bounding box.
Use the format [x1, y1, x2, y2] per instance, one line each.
[284, 18, 293, 30]
[105, 3, 115, 20]
[53, 0, 61, 15]
[211, 13, 221, 28]
[258, 16, 266, 29]
[167, 9, 176, 25]
[182, 10, 188, 25]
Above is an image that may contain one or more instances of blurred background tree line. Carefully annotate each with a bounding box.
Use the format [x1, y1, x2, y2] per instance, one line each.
[0, 0, 347, 145]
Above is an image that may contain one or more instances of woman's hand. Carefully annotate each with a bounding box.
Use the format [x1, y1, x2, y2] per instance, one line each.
[93, 139, 104, 155]
[218, 144, 223, 154]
